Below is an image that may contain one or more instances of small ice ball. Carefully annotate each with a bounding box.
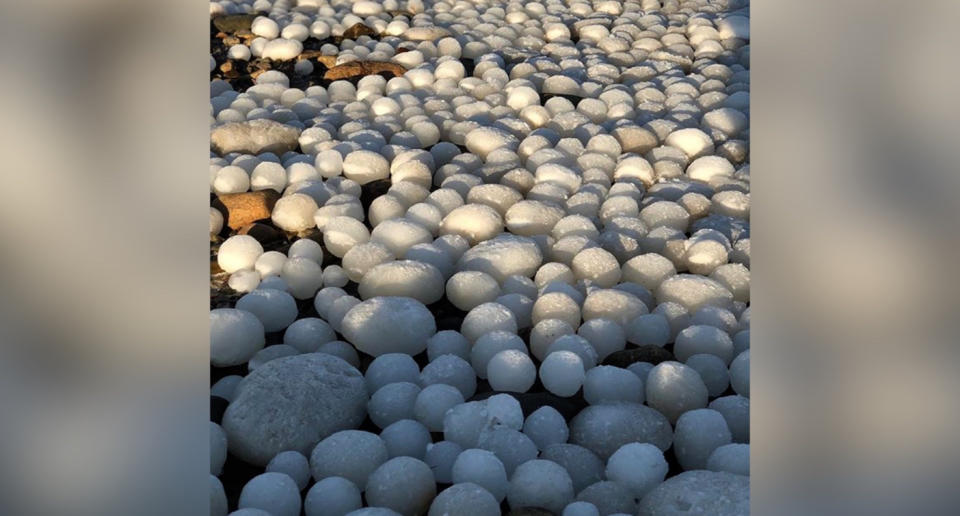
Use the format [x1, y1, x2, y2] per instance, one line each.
[429, 483, 500, 516]
[210, 207, 224, 237]
[255, 251, 287, 277]
[323, 265, 349, 288]
[460, 302, 517, 343]
[540, 350, 586, 397]
[710, 395, 750, 443]
[211, 475, 227, 516]
[675, 324, 735, 364]
[729, 350, 750, 397]
[622, 253, 677, 292]
[212, 165, 250, 194]
[570, 247, 621, 288]
[530, 319, 576, 361]
[370, 219, 433, 256]
[583, 366, 644, 405]
[210, 308, 266, 367]
[487, 349, 536, 393]
[266, 451, 310, 490]
[685, 353, 730, 397]
[420, 354, 477, 399]
[507, 459, 575, 515]
[365, 457, 436, 516]
[443, 401, 490, 449]
[310, 430, 388, 491]
[235, 288, 298, 332]
[368, 382, 422, 429]
[288, 238, 323, 263]
[604, 442, 668, 499]
[452, 448, 509, 502]
[523, 405, 569, 451]
[424, 441, 463, 484]
[262, 39, 304, 61]
[471, 331, 526, 378]
[281, 256, 324, 299]
[313, 286, 346, 319]
[690, 305, 739, 335]
[343, 150, 389, 185]
[563, 501, 600, 516]
[366, 353, 421, 393]
[427, 330, 471, 362]
[674, 408, 732, 471]
[342, 242, 394, 282]
[380, 419, 432, 459]
[545, 334, 598, 370]
[414, 384, 465, 432]
[446, 271, 501, 312]
[272, 193, 319, 233]
[502, 275, 538, 298]
[211, 375, 243, 401]
[645, 361, 709, 424]
[439, 203, 504, 246]
[218, 235, 264, 273]
[531, 292, 581, 330]
[341, 296, 436, 356]
[238, 472, 301, 516]
[577, 319, 626, 361]
[542, 444, 605, 494]
[251, 16, 280, 39]
[304, 476, 362, 516]
[733, 330, 750, 355]
[706, 443, 750, 476]
[210, 422, 227, 475]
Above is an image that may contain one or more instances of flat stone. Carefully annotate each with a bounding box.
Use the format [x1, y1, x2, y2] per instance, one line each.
[324, 61, 407, 81]
[213, 14, 256, 34]
[341, 23, 377, 40]
[211, 119, 301, 156]
[221, 353, 368, 466]
[215, 190, 280, 230]
[638, 470, 749, 516]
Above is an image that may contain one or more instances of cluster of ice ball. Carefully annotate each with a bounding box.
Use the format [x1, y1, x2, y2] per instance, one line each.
[211, 0, 750, 514]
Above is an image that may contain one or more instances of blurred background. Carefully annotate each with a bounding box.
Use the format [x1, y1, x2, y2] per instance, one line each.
[0, 0, 957, 514]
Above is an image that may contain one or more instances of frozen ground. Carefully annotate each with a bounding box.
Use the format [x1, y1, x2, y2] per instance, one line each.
[210, 0, 749, 514]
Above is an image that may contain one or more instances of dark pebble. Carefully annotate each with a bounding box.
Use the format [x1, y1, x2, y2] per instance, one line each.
[603, 345, 675, 368]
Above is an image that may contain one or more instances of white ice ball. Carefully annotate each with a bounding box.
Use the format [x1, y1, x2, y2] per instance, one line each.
[487, 349, 536, 393]
[238, 472, 301, 516]
[540, 350, 585, 397]
[604, 442, 667, 499]
[218, 235, 264, 273]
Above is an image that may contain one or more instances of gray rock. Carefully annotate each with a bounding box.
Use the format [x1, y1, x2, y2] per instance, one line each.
[569, 403, 672, 460]
[222, 353, 367, 466]
[638, 470, 749, 516]
[211, 119, 301, 156]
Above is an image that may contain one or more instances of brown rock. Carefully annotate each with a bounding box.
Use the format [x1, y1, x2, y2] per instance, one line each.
[341, 23, 377, 40]
[323, 61, 407, 81]
[213, 14, 256, 34]
[237, 222, 283, 246]
[215, 190, 280, 229]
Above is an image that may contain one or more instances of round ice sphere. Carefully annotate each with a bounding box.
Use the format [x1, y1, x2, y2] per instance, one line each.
[310, 430, 389, 491]
[323, 216, 370, 258]
[646, 361, 709, 424]
[238, 472, 301, 516]
[323, 265, 349, 288]
[368, 382, 421, 429]
[563, 501, 600, 516]
[571, 248, 621, 288]
[487, 349, 536, 393]
[420, 354, 477, 399]
[577, 319, 626, 361]
[569, 403, 673, 460]
[317, 340, 360, 368]
[507, 460, 575, 515]
[446, 271, 501, 312]
[605, 442, 667, 499]
[523, 406, 568, 451]
[272, 193, 319, 232]
[359, 260, 445, 304]
[685, 353, 730, 397]
[541, 443, 604, 494]
[429, 482, 500, 516]
[452, 449, 509, 502]
[251, 16, 279, 39]
[343, 150, 389, 184]
[365, 353, 420, 393]
[210, 308, 265, 366]
[709, 395, 750, 443]
[414, 384, 465, 432]
[211, 475, 227, 516]
[495, 293, 534, 330]
[266, 450, 310, 490]
[530, 319, 576, 361]
[426, 330, 471, 362]
[341, 297, 437, 356]
[545, 335, 598, 370]
[281, 256, 324, 299]
[211, 375, 243, 401]
[583, 366, 644, 405]
[622, 253, 676, 292]
[210, 207, 224, 237]
[443, 401, 489, 449]
[254, 251, 286, 277]
[235, 289, 298, 332]
[674, 408, 732, 470]
[675, 325, 735, 364]
[656, 274, 734, 313]
[471, 331, 525, 378]
[664, 128, 714, 159]
[365, 457, 436, 516]
[380, 419, 432, 459]
[505, 200, 565, 237]
[733, 330, 750, 355]
[304, 476, 362, 516]
[729, 350, 750, 397]
[211, 422, 227, 475]
[371, 218, 433, 256]
[582, 289, 647, 327]
[540, 351, 585, 397]
[706, 443, 749, 476]
[218, 235, 264, 273]
[213, 165, 250, 194]
[532, 292, 581, 330]
[425, 441, 463, 484]
[342, 242, 394, 282]
[440, 204, 504, 246]
[461, 302, 517, 343]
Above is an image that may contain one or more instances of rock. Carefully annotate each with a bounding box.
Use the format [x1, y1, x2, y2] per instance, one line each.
[602, 346, 675, 367]
[637, 470, 749, 516]
[341, 23, 377, 40]
[405, 26, 450, 41]
[324, 61, 408, 81]
[222, 353, 368, 466]
[211, 119, 301, 156]
[215, 190, 280, 230]
[569, 403, 673, 460]
[237, 222, 283, 246]
[213, 14, 256, 34]
[340, 297, 437, 357]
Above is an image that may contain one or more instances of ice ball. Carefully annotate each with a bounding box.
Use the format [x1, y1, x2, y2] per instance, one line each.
[218, 235, 264, 273]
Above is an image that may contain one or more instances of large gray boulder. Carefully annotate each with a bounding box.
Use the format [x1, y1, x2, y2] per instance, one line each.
[638, 470, 749, 515]
[222, 353, 368, 466]
[210, 119, 301, 155]
[569, 402, 673, 460]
